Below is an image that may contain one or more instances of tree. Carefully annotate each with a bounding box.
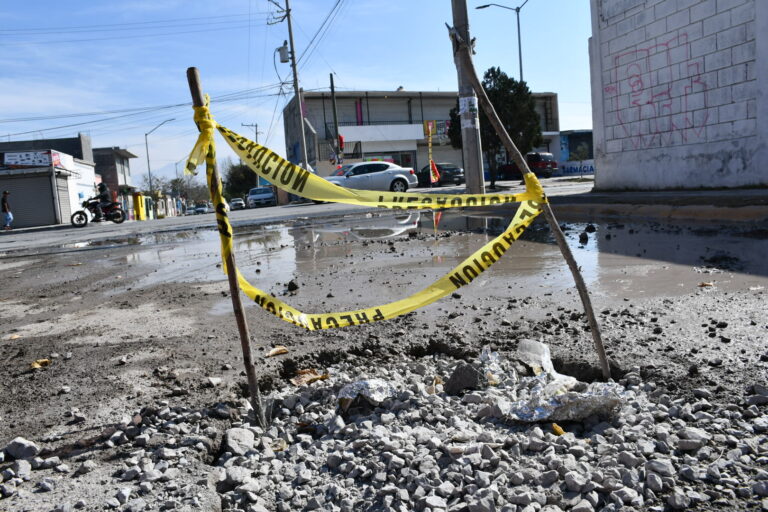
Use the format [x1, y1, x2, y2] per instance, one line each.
[448, 67, 542, 177]
[170, 174, 209, 203]
[222, 158, 259, 200]
[570, 142, 591, 180]
[140, 175, 172, 196]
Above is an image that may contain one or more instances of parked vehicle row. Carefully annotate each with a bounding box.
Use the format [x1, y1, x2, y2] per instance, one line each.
[183, 155, 553, 216]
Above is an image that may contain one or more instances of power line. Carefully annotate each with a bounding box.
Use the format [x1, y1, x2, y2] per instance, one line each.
[296, 0, 343, 66]
[0, 22, 262, 46]
[0, 13, 266, 33]
[0, 84, 284, 124]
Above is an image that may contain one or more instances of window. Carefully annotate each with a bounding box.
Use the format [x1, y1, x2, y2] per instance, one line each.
[369, 163, 389, 173]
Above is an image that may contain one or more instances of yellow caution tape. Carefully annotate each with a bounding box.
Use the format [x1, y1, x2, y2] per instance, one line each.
[185, 103, 546, 330]
[216, 123, 545, 209]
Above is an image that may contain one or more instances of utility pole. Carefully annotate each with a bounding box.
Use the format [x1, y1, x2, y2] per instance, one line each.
[330, 73, 340, 158]
[242, 123, 262, 144]
[450, 0, 485, 194]
[284, 0, 309, 170]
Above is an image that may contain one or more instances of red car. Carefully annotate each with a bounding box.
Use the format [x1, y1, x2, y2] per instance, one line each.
[496, 152, 558, 179]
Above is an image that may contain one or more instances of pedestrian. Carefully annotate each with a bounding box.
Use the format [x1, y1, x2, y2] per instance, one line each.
[2, 190, 11, 231]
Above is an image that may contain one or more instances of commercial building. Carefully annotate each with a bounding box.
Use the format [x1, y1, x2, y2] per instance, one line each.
[0, 134, 140, 227]
[0, 148, 96, 228]
[283, 89, 560, 177]
[589, 0, 766, 189]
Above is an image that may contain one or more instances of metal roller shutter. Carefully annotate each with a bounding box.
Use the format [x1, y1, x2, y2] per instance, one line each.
[56, 175, 71, 221]
[0, 175, 57, 228]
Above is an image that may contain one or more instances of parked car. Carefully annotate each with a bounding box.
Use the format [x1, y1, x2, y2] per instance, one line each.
[526, 152, 558, 178]
[496, 152, 558, 180]
[247, 186, 276, 208]
[194, 202, 214, 214]
[230, 198, 245, 210]
[324, 162, 417, 192]
[416, 162, 465, 187]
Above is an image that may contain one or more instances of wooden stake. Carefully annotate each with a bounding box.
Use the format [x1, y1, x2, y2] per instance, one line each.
[448, 29, 612, 380]
[186, 67, 267, 426]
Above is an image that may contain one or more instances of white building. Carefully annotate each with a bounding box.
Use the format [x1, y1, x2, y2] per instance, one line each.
[589, 0, 766, 189]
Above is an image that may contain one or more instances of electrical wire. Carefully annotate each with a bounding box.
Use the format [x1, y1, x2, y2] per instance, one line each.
[0, 84, 285, 124]
[0, 22, 262, 46]
[296, 0, 348, 75]
[0, 13, 267, 34]
[296, 0, 342, 66]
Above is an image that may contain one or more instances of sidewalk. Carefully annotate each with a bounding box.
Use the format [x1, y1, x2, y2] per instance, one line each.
[547, 180, 768, 223]
[474, 177, 768, 223]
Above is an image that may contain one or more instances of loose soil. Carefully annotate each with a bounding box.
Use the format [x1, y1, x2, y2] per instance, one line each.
[0, 213, 766, 510]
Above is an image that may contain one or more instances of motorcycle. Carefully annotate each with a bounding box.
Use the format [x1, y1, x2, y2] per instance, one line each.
[70, 200, 127, 227]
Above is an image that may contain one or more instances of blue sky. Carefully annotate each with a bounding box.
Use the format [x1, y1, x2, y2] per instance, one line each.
[0, 0, 593, 185]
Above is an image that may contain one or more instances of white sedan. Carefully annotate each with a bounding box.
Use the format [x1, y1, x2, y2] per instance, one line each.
[324, 162, 418, 192]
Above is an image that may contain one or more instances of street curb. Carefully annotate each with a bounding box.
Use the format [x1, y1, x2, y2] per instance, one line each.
[548, 203, 768, 223]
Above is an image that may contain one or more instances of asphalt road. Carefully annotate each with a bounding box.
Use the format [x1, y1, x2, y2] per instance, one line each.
[0, 178, 592, 255]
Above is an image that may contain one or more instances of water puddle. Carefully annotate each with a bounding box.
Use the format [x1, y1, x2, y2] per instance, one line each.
[91, 212, 768, 302]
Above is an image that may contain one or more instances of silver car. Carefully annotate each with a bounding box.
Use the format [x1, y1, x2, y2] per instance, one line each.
[324, 162, 418, 192]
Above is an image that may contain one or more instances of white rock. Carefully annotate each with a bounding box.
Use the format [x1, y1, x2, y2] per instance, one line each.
[4, 437, 40, 460]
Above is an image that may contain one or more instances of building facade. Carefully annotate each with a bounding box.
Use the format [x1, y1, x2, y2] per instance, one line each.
[589, 0, 767, 189]
[93, 147, 138, 218]
[283, 90, 560, 177]
[0, 148, 96, 228]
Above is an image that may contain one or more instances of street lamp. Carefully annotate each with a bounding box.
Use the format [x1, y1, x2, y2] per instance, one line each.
[144, 118, 175, 196]
[476, 1, 530, 82]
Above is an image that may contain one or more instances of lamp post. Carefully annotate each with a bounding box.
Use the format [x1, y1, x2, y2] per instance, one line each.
[144, 118, 175, 196]
[476, 1, 530, 82]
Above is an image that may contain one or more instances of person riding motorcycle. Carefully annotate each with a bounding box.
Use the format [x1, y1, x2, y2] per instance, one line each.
[90, 183, 112, 221]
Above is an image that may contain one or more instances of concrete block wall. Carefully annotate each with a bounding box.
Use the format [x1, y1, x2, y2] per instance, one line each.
[589, 0, 767, 189]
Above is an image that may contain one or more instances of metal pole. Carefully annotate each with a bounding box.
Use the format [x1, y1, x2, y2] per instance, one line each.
[186, 67, 267, 427]
[330, 73, 340, 152]
[285, 0, 309, 169]
[451, 0, 485, 195]
[144, 134, 152, 195]
[145, 118, 174, 196]
[516, 7, 523, 81]
[242, 123, 260, 144]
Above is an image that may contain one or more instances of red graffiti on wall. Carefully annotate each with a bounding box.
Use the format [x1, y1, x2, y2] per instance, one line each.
[603, 33, 709, 150]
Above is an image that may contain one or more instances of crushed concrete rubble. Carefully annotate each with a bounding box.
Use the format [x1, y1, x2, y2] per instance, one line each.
[1, 343, 768, 512]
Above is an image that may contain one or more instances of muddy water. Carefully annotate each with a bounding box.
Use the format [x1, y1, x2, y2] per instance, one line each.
[98, 212, 768, 315]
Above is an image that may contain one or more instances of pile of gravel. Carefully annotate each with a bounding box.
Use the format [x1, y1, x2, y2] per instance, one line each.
[2, 342, 767, 512]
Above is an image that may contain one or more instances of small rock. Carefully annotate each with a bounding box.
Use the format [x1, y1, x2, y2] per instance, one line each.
[571, 499, 594, 512]
[667, 488, 691, 509]
[444, 362, 484, 395]
[125, 498, 147, 512]
[105, 498, 121, 509]
[12, 459, 32, 479]
[75, 460, 96, 476]
[223, 428, 254, 455]
[4, 437, 40, 459]
[36, 479, 55, 492]
[646, 459, 675, 477]
[423, 495, 447, 509]
[116, 488, 132, 504]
